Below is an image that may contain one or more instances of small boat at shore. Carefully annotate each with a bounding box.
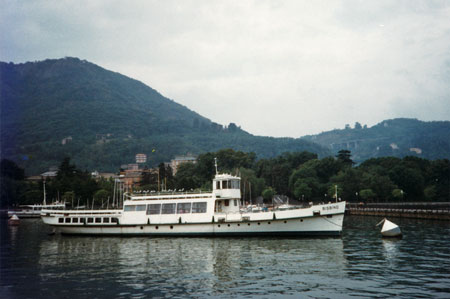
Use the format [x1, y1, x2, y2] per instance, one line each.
[41, 162, 346, 237]
[8, 202, 66, 218]
[8, 214, 20, 226]
[7, 181, 65, 218]
[377, 218, 402, 237]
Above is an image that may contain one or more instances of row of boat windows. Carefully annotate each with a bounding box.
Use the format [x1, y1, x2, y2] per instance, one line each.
[124, 202, 208, 214]
[216, 180, 240, 190]
[58, 217, 119, 224]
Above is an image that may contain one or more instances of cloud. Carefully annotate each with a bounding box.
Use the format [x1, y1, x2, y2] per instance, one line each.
[1, 0, 450, 137]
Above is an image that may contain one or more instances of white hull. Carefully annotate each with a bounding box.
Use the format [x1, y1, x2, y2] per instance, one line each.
[53, 215, 344, 237]
[41, 202, 345, 237]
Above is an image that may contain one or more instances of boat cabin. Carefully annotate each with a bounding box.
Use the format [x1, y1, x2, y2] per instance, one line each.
[119, 173, 242, 224]
[212, 174, 241, 213]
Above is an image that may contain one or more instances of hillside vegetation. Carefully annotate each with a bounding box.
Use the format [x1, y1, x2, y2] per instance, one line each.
[302, 118, 450, 163]
[0, 58, 329, 174]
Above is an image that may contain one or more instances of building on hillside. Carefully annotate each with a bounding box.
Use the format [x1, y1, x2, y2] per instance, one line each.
[127, 164, 139, 171]
[26, 167, 59, 182]
[120, 167, 157, 190]
[120, 171, 142, 190]
[61, 136, 72, 145]
[91, 171, 117, 181]
[136, 154, 147, 163]
[170, 155, 197, 175]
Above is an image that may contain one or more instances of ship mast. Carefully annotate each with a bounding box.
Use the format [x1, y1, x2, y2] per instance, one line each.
[335, 185, 338, 203]
[214, 157, 218, 175]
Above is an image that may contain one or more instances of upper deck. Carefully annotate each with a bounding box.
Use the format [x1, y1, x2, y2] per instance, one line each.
[127, 173, 242, 202]
[128, 190, 214, 202]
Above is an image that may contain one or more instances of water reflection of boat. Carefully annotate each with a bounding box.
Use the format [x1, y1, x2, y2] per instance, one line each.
[38, 235, 345, 288]
[41, 162, 346, 237]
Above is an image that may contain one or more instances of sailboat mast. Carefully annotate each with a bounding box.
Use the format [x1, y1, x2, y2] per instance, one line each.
[43, 181, 47, 205]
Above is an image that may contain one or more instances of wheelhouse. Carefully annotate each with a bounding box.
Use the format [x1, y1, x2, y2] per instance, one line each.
[213, 174, 241, 213]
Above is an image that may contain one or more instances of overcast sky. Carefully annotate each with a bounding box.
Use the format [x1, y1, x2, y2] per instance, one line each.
[2, 0, 450, 137]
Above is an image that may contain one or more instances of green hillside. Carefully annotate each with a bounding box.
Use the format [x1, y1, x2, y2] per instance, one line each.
[302, 118, 450, 163]
[0, 58, 329, 174]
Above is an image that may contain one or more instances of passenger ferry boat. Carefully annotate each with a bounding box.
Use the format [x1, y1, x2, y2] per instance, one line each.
[41, 171, 346, 237]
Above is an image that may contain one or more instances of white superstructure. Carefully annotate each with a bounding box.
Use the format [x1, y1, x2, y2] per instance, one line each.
[41, 173, 346, 237]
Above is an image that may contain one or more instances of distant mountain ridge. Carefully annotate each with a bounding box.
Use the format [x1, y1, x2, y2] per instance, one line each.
[0, 57, 329, 174]
[301, 118, 450, 163]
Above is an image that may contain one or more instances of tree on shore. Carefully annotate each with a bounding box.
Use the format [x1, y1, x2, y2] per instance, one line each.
[336, 149, 354, 167]
[0, 159, 25, 208]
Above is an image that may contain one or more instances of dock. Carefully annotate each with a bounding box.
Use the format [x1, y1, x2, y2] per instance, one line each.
[346, 202, 450, 220]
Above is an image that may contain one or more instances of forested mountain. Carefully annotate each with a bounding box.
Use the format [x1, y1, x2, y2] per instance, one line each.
[0, 57, 329, 174]
[302, 118, 450, 163]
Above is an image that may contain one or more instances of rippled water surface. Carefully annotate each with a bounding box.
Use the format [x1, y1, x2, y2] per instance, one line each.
[1, 216, 449, 298]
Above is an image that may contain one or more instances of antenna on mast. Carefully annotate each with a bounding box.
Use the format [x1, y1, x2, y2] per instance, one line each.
[214, 157, 218, 175]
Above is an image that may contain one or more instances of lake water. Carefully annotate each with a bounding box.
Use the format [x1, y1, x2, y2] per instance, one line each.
[1, 216, 449, 298]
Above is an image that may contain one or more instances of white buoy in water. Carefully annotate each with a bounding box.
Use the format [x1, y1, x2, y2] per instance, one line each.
[376, 218, 402, 237]
[8, 214, 20, 226]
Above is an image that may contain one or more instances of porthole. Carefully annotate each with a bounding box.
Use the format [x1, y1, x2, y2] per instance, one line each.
[257, 222, 260, 225]
[140, 226, 143, 230]
[237, 224, 240, 226]
[218, 224, 221, 228]
[155, 226, 159, 229]
[170, 225, 173, 229]
[268, 222, 271, 224]
[284, 220, 287, 223]
[300, 219, 303, 222]
[248, 223, 250, 226]
[227, 224, 230, 227]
